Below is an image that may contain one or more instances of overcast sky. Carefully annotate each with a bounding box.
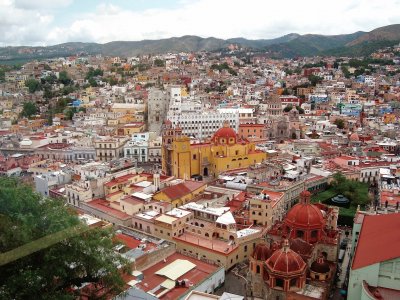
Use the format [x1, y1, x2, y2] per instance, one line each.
[1, 0, 400, 46]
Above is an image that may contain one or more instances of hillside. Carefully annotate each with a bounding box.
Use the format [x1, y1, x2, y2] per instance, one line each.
[102, 36, 229, 56]
[1, 24, 400, 62]
[347, 24, 400, 46]
[264, 31, 365, 57]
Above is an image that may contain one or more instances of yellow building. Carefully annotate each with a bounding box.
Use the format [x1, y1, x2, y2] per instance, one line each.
[249, 190, 285, 227]
[162, 120, 267, 179]
[383, 113, 396, 124]
[116, 122, 145, 135]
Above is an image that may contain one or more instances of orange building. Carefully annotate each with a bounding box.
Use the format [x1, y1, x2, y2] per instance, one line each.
[238, 124, 266, 140]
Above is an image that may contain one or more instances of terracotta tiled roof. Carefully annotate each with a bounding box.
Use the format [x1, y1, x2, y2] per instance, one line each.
[352, 213, 400, 270]
[160, 181, 206, 200]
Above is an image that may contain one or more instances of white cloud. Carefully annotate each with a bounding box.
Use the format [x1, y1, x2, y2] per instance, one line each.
[1, 0, 400, 46]
[0, 0, 54, 45]
[14, 0, 72, 10]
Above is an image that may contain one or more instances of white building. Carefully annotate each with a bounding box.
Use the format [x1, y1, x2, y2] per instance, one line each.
[34, 171, 72, 197]
[123, 132, 161, 163]
[167, 110, 239, 139]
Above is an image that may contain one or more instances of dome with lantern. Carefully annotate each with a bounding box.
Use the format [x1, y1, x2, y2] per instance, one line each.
[212, 120, 237, 145]
[266, 241, 306, 275]
[264, 240, 307, 292]
[284, 190, 326, 243]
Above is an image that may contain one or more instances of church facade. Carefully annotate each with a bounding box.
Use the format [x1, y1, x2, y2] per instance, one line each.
[161, 120, 268, 179]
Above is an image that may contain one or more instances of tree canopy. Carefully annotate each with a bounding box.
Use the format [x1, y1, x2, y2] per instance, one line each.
[20, 102, 37, 118]
[331, 172, 371, 206]
[0, 177, 129, 299]
[153, 59, 165, 67]
[59, 71, 72, 85]
[308, 74, 323, 86]
[334, 118, 345, 129]
[25, 78, 41, 93]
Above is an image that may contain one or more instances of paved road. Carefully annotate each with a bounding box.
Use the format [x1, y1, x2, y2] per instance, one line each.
[214, 271, 247, 297]
[332, 229, 352, 299]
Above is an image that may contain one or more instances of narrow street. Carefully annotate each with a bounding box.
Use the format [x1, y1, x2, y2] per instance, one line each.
[332, 229, 352, 300]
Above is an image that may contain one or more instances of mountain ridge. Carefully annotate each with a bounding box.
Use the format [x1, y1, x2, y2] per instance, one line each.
[1, 24, 399, 61]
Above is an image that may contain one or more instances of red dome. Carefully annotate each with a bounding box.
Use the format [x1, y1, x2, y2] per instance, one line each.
[213, 127, 237, 139]
[285, 190, 325, 229]
[285, 203, 325, 229]
[349, 132, 360, 142]
[252, 243, 271, 261]
[310, 256, 330, 274]
[266, 241, 306, 274]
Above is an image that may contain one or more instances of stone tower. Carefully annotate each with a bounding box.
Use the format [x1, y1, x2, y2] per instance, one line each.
[147, 88, 168, 134]
[266, 94, 283, 117]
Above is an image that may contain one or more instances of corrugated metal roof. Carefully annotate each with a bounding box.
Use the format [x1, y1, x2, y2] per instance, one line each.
[155, 259, 196, 280]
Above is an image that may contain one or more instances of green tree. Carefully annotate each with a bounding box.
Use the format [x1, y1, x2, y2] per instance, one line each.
[0, 177, 129, 299]
[86, 67, 103, 79]
[334, 118, 345, 129]
[42, 74, 57, 85]
[58, 71, 72, 85]
[333, 61, 339, 69]
[296, 106, 305, 114]
[283, 105, 293, 112]
[308, 75, 323, 86]
[341, 66, 350, 79]
[107, 77, 118, 86]
[21, 102, 37, 118]
[65, 107, 77, 120]
[54, 98, 71, 113]
[331, 172, 370, 206]
[43, 87, 53, 100]
[61, 85, 75, 96]
[154, 59, 165, 67]
[88, 77, 98, 87]
[47, 112, 53, 126]
[25, 79, 41, 93]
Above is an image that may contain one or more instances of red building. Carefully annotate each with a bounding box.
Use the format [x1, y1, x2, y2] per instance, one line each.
[249, 190, 340, 300]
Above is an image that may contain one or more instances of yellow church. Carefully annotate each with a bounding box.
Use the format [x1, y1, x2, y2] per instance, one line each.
[162, 120, 267, 179]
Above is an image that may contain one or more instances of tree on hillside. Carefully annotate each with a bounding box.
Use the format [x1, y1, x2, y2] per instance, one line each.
[334, 118, 345, 129]
[25, 79, 41, 93]
[154, 59, 165, 67]
[0, 177, 129, 299]
[308, 74, 323, 86]
[21, 102, 37, 118]
[296, 106, 305, 114]
[58, 71, 72, 85]
[284, 105, 293, 112]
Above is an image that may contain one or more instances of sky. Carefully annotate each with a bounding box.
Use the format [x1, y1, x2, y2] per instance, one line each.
[1, 0, 400, 46]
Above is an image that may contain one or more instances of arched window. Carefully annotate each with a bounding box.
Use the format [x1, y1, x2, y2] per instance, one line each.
[275, 278, 284, 288]
[296, 230, 304, 239]
[256, 265, 261, 274]
[289, 278, 297, 288]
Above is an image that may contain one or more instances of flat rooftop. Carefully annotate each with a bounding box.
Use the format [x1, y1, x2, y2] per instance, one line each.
[132, 252, 219, 300]
[174, 232, 238, 255]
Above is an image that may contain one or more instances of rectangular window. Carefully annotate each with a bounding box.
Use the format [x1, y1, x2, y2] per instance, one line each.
[193, 154, 197, 160]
